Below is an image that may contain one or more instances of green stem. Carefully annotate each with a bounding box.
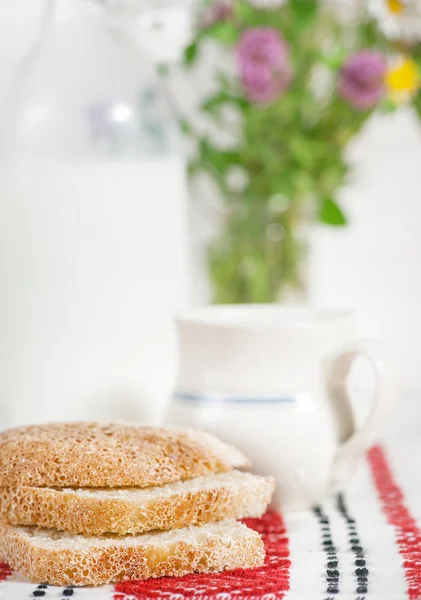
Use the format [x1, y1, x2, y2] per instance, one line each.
[208, 194, 308, 304]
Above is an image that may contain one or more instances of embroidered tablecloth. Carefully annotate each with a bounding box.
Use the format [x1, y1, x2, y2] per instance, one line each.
[1, 400, 419, 600]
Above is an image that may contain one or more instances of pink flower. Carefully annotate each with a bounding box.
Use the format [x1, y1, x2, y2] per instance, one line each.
[237, 28, 293, 104]
[338, 51, 387, 110]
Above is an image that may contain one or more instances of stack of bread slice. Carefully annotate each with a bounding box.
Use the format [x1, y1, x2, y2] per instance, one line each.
[0, 422, 274, 586]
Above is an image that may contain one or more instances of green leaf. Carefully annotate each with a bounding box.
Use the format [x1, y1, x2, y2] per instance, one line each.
[294, 171, 315, 195]
[201, 91, 248, 112]
[320, 48, 347, 71]
[198, 138, 241, 173]
[290, 137, 315, 168]
[319, 197, 347, 226]
[289, 0, 318, 27]
[381, 97, 397, 113]
[184, 42, 198, 66]
[206, 21, 239, 45]
[179, 119, 192, 135]
[233, 0, 256, 24]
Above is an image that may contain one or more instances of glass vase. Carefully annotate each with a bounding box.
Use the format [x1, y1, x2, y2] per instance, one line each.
[191, 174, 311, 304]
[209, 195, 310, 304]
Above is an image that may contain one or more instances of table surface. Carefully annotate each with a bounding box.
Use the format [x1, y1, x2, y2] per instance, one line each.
[0, 399, 420, 600]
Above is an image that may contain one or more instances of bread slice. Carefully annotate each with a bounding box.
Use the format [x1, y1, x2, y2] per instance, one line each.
[0, 534, 5, 564]
[0, 520, 265, 586]
[0, 422, 249, 488]
[0, 471, 274, 536]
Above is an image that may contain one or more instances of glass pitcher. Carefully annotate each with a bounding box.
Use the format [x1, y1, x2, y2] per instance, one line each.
[0, 0, 191, 427]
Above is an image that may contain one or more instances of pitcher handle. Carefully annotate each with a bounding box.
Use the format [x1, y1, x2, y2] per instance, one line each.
[326, 339, 399, 491]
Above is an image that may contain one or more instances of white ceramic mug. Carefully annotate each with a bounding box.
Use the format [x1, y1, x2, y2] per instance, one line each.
[164, 305, 398, 511]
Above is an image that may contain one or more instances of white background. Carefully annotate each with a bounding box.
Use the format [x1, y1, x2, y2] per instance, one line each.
[1, 0, 421, 399]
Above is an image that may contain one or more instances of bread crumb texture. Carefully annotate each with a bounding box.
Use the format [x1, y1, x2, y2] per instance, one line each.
[0, 423, 248, 488]
[0, 471, 275, 535]
[0, 520, 265, 586]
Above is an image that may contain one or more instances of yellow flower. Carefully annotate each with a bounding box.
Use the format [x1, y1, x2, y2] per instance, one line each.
[386, 56, 420, 102]
[387, 0, 404, 14]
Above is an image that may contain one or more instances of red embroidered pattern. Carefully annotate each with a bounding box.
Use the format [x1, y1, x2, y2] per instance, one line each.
[114, 512, 290, 599]
[0, 563, 12, 582]
[368, 445, 421, 600]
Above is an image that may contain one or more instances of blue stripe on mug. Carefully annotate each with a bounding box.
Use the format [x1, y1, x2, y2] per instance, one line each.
[173, 391, 297, 404]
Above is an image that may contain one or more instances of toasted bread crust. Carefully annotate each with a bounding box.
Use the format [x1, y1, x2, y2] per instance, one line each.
[0, 473, 274, 535]
[0, 522, 265, 586]
[0, 423, 248, 488]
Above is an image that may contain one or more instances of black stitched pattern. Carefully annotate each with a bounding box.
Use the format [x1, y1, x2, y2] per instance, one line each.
[336, 493, 369, 598]
[32, 584, 48, 597]
[63, 585, 74, 597]
[313, 506, 340, 599]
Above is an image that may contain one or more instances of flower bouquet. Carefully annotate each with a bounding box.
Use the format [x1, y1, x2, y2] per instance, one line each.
[178, 0, 421, 303]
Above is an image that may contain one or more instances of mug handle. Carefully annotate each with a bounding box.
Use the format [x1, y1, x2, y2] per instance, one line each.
[326, 339, 399, 492]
